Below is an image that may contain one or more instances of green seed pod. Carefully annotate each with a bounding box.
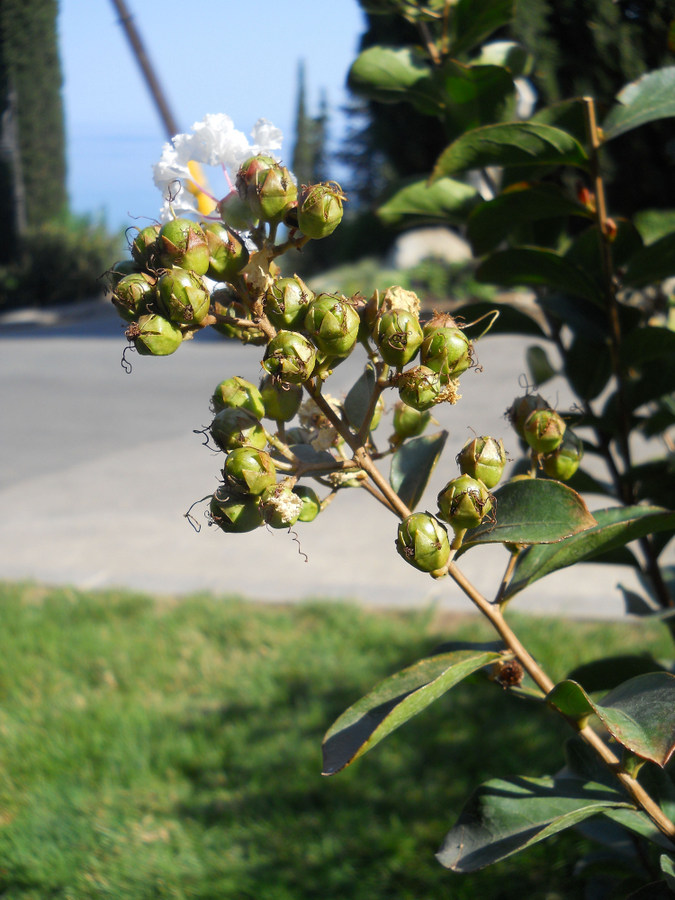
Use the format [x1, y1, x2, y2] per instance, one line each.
[159, 218, 210, 274]
[293, 485, 321, 522]
[260, 480, 303, 528]
[211, 288, 266, 345]
[393, 400, 431, 438]
[264, 276, 314, 329]
[126, 314, 182, 356]
[108, 259, 140, 292]
[237, 155, 297, 223]
[397, 365, 446, 411]
[210, 486, 264, 533]
[304, 294, 360, 358]
[437, 474, 493, 531]
[157, 267, 210, 325]
[421, 325, 472, 377]
[456, 436, 507, 489]
[130, 224, 160, 269]
[508, 393, 550, 439]
[263, 330, 317, 384]
[297, 182, 346, 239]
[396, 513, 451, 574]
[210, 407, 268, 452]
[202, 222, 249, 282]
[373, 309, 424, 367]
[523, 408, 566, 455]
[218, 191, 256, 231]
[224, 447, 277, 495]
[259, 374, 303, 421]
[542, 432, 584, 481]
[111, 271, 157, 322]
[212, 376, 265, 418]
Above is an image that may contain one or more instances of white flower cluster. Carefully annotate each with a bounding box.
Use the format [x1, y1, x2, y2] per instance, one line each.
[153, 114, 284, 222]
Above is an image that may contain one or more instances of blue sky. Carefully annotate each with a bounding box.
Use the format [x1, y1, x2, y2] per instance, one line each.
[57, 0, 365, 230]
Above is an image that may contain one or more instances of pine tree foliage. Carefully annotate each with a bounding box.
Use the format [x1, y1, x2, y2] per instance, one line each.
[292, 62, 330, 188]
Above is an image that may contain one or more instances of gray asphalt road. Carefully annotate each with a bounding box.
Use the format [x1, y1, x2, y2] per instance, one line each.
[0, 300, 649, 618]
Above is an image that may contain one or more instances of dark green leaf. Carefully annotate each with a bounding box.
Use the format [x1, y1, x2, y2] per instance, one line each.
[661, 854, 675, 891]
[619, 326, 675, 369]
[321, 647, 503, 775]
[432, 123, 589, 180]
[437, 775, 630, 871]
[457, 479, 596, 553]
[348, 46, 439, 115]
[538, 292, 609, 340]
[627, 880, 675, 899]
[566, 221, 643, 288]
[476, 247, 602, 304]
[505, 507, 675, 599]
[526, 344, 557, 386]
[344, 364, 376, 431]
[377, 175, 481, 226]
[449, 0, 515, 57]
[467, 183, 592, 255]
[390, 431, 448, 510]
[633, 209, 675, 244]
[565, 335, 613, 401]
[452, 299, 547, 337]
[566, 655, 666, 693]
[548, 673, 675, 766]
[432, 62, 516, 140]
[472, 40, 530, 77]
[620, 585, 662, 618]
[531, 98, 589, 143]
[624, 233, 675, 288]
[603, 68, 675, 141]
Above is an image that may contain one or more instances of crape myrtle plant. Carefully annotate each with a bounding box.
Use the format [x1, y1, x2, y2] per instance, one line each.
[106, 4, 675, 891]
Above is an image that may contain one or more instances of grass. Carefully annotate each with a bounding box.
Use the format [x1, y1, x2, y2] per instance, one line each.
[0, 581, 672, 899]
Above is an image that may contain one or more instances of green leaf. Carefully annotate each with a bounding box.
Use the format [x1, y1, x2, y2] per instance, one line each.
[565, 335, 613, 401]
[472, 40, 530, 77]
[603, 67, 675, 141]
[526, 345, 557, 386]
[457, 479, 596, 553]
[566, 655, 667, 693]
[432, 123, 589, 180]
[432, 61, 516, 140]
[453, 299, 547, 337]
[633, 209, 675, 245]
[321, 647, 504, 775]
[661, 854, 675, 891]
[437, 775, 631, 871]
[476, 247, 602, 304]
[531, 99, 589, 144]
[505, 506, 675, 600]
[619, 326, 675, 369]
[467, 183, 591, 255]
[623, 232, 675, 288]
[449, 0, 515, 57]
[390, 431, 448, 510]
[347, 46, 439, 115]
[566, 220, 644, 282]
[344, 364, 376, 431]
[548, 673, 675, 766]
[377, 175, 481, 226]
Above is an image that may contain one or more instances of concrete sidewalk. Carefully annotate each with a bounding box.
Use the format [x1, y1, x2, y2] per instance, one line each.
[0, 299, 649, 618]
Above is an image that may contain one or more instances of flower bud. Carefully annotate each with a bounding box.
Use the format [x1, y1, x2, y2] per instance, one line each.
[456, 436, 506, 489]
[265, 276, 314, 329]
[159, 218, 210, 274]
[202, 222, 249, 282]
[210, 486, 264, 533]
[542, 432, 583, 481]
[293, 485, 321, 522]
[297, 182, 346, 239]
[373, 309, 424, 367]
[523, 408, 566, 455]
[126, 314, 182, 356]
[263, 330, 317, 383]
[304, 294, 360, 358]
[157, 267, 210, 325]
[260, 480, 303, 528]
[396, 513, 450, 574]
[397, 365, 447, 411]
[210, 407, 268, 452]
[218, 191, 256, 231]
[212, 376, 265, 418]
[421, 324, 472, 377]
[224, 447, 277, 495]
[507, 393, 550, 439]
[211, 288, 266, 345]
[393, 400, 431, 438]
[237, 155, 297, 223]
[259, 375, 303, 421]
[437, 475, 493, 531]
[130, 224, 160, 269]
[111, 271, 157, 322]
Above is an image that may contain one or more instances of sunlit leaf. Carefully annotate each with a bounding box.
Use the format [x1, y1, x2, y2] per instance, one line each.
[377, 176, 480, 226]
[603, 67, 675, 141]
[344, 364, 376, 431]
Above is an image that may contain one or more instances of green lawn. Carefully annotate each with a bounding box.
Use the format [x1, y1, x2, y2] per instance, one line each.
[0, 581, 671, 899]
